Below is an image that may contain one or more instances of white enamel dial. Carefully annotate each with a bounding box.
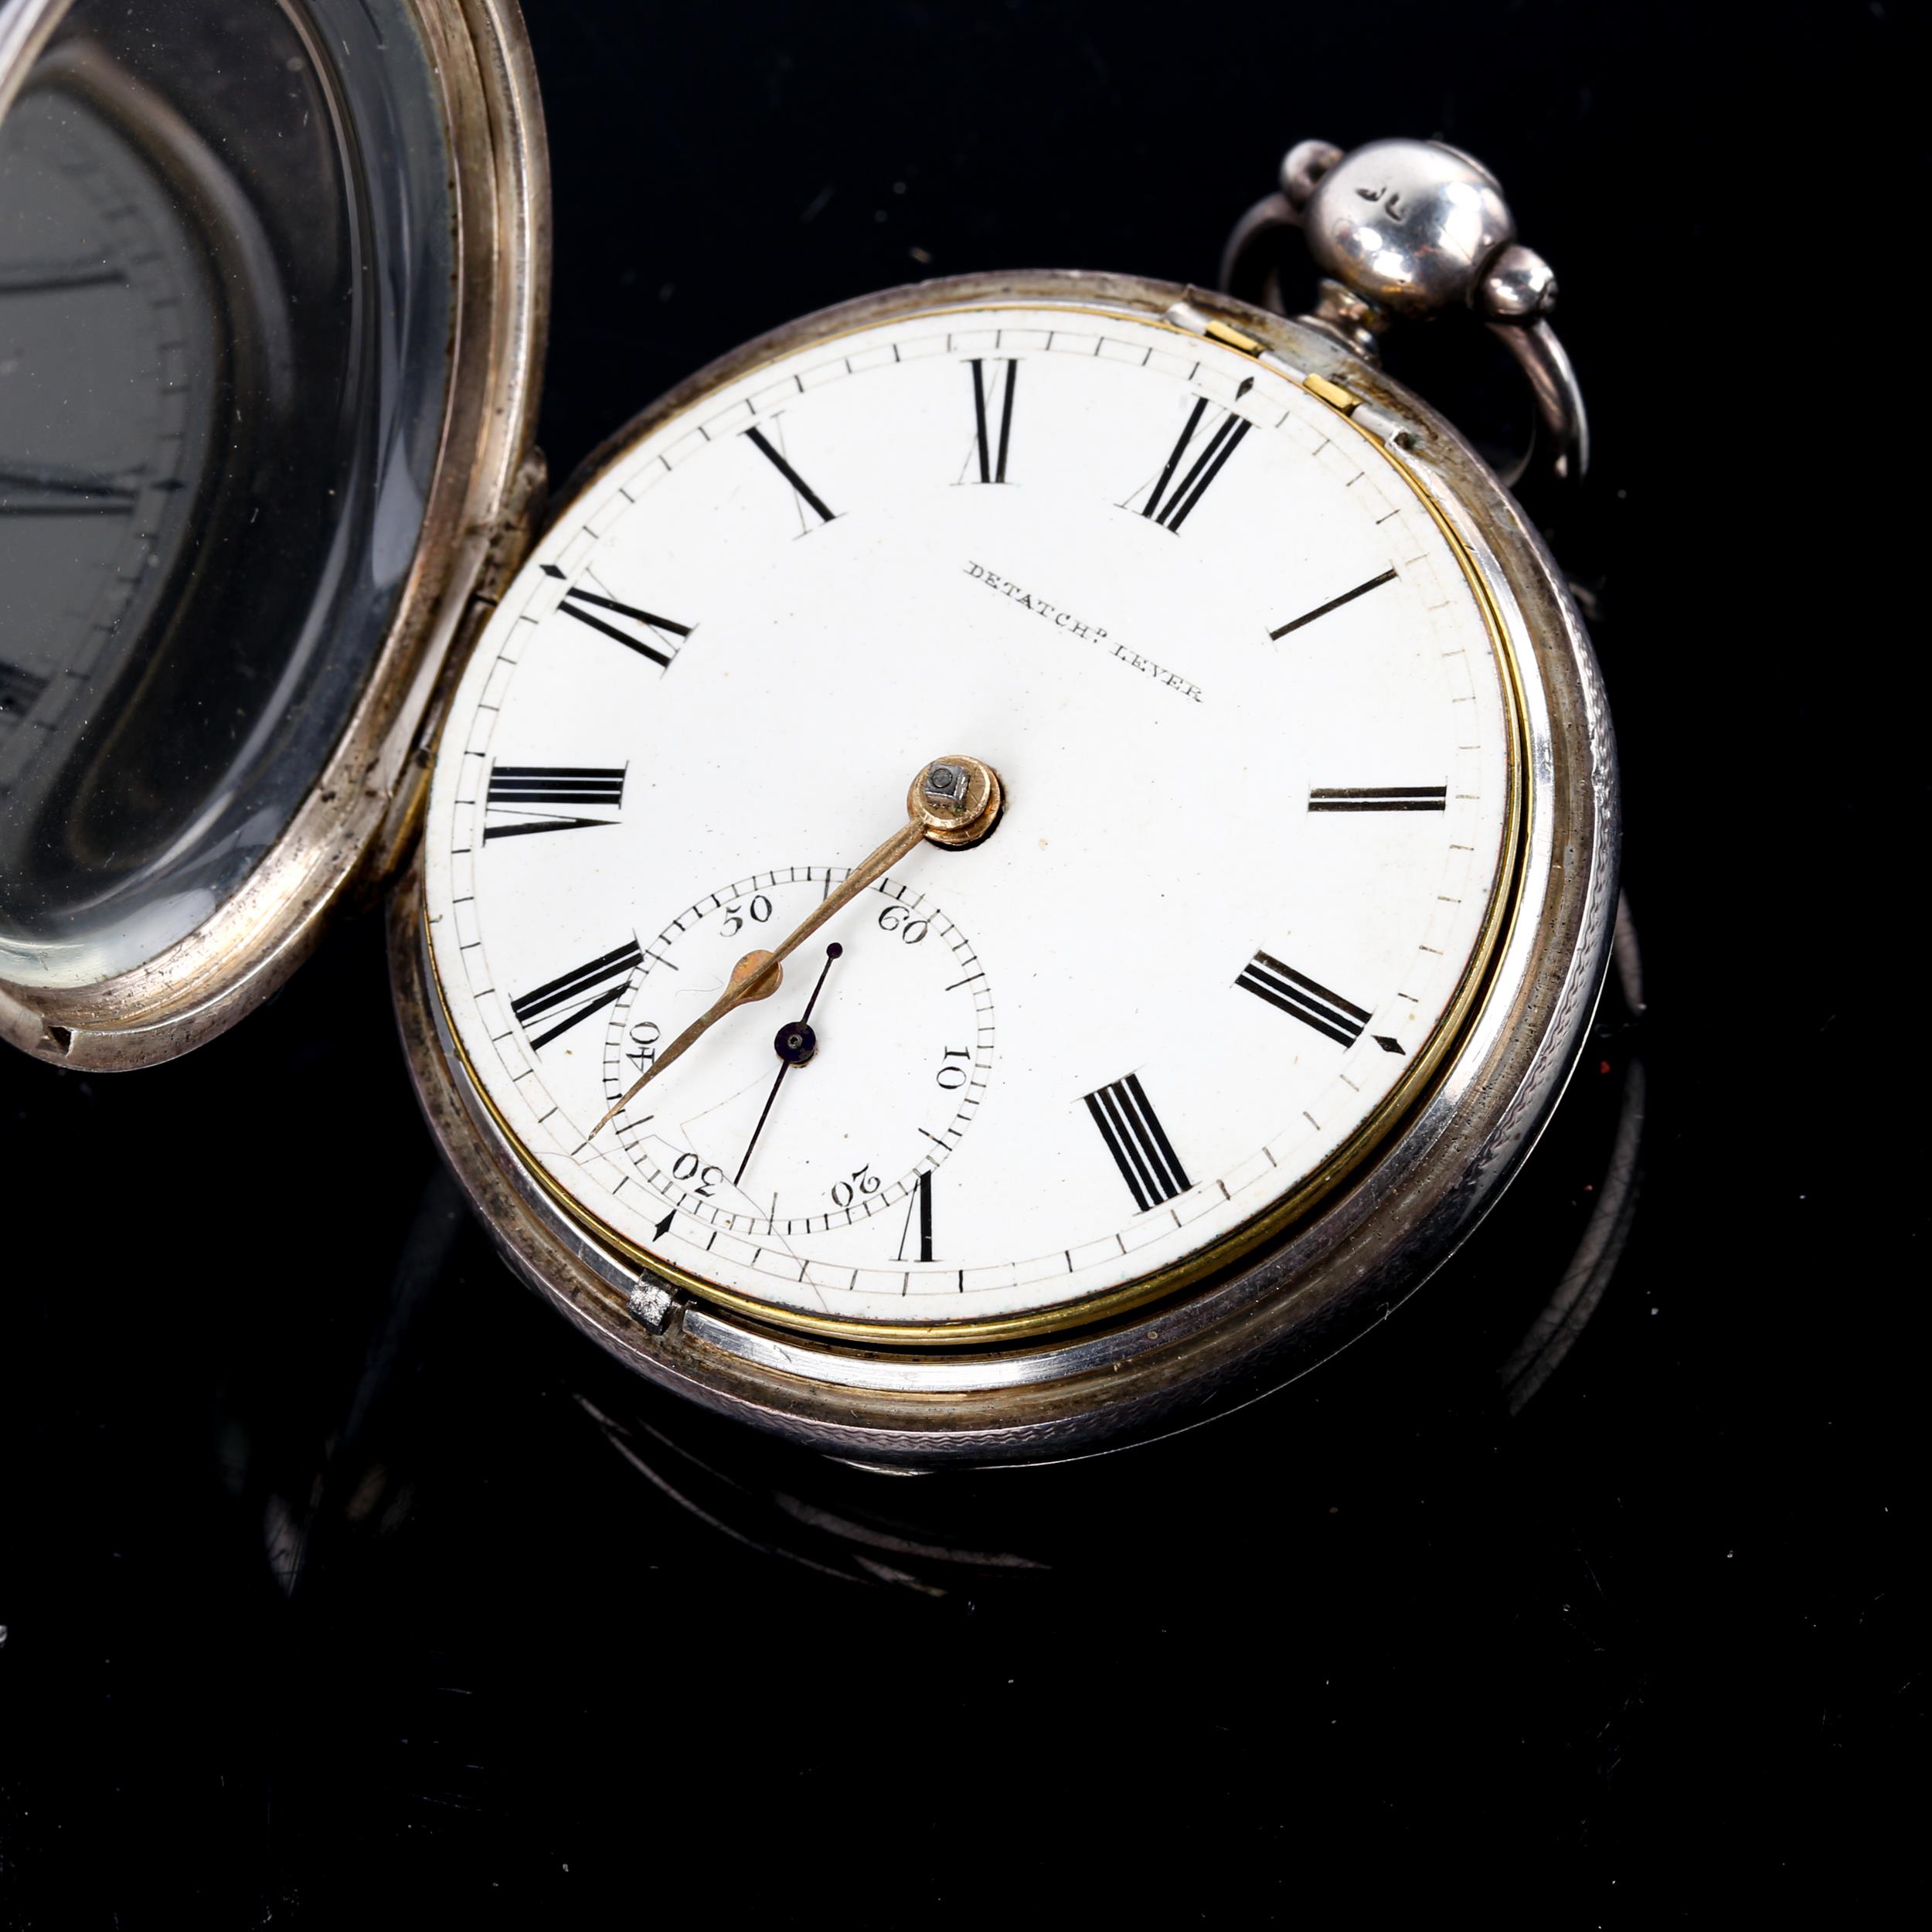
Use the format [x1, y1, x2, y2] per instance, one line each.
[423, 299, 1519, 1336]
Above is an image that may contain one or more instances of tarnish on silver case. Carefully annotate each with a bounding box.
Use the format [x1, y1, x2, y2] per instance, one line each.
[391, 267, 1618, 1468]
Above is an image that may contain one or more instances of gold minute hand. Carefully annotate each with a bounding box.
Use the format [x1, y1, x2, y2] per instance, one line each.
[589, 755, 1003, 1138]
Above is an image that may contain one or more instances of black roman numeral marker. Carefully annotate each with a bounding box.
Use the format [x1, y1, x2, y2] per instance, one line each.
[1308, 784, 1447, 812]
[1138, 397, 1252, 532]
[1084, 1073, 1191, 1212]
[896, 1167, 937, 1264]
[744, 424, 836, 526]
[484, 764, 627, 841]
[1236, 951, 1371, 1048]
[1269, 567, 1397, 639]
[968, 358, 1018, 483]
[553, 581, 690, 669]
[510, 939, 642, 1051]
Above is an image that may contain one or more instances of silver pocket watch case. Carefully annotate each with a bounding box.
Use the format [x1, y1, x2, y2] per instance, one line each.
[390, 264, 1618, 1465]
[0, 5, 1623, 1467]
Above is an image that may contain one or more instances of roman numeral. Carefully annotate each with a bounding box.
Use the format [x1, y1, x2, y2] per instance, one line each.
[898, 1168, 936, 1263]
[1136, 396, 1252, 532]
[1269, 567, 1396, 639]
[484, 764, 627, 842]
[744, 424, 837, 526]
[1308, 784, 1447, 812]
[510, 938, 642, 1051]
[1084, 1073, 1191, 1212]
[549, 574, 690, 669]
[967, 358, 1018, 483]
[1236, 951, 1372, 1048]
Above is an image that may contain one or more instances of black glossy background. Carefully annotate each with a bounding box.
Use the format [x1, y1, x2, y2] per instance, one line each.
[2, 2, 1922, 1922]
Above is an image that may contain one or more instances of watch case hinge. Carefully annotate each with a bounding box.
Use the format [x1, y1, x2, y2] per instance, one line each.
[627, 1278, 683, 1335]
[359, 448, 550, 896]
[1163, 294, 1417, 454]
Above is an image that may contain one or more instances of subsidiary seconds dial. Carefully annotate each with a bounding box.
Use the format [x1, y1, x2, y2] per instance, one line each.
[598, 867, 993, 1245]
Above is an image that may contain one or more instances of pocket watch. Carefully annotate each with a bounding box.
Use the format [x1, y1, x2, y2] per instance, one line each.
[0, 0, 1615, 1466]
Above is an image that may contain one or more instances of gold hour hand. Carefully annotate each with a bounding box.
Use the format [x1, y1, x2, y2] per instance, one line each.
[589, 755, 1002, 1137]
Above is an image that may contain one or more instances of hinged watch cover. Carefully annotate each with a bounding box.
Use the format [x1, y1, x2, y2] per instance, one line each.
[0, 0, 546, 1070]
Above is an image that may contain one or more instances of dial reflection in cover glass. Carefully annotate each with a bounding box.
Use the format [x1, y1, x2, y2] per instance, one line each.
[0, 85, 215, 808]
[424, 303, 1518, 1336]
[0, 0, 454, 992]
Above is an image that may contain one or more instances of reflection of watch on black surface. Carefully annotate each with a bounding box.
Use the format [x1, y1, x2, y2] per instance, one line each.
[221, 923, 1641, 1607]
[1, 0, 1622, 1468]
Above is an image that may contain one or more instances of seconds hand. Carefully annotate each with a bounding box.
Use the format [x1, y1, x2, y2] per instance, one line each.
[589, 754, 1003, 1138]
[733, 941, 842, 1188]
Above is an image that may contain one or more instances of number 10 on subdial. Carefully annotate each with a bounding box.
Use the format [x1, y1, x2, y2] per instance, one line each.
[598, 869, 994, 1242]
